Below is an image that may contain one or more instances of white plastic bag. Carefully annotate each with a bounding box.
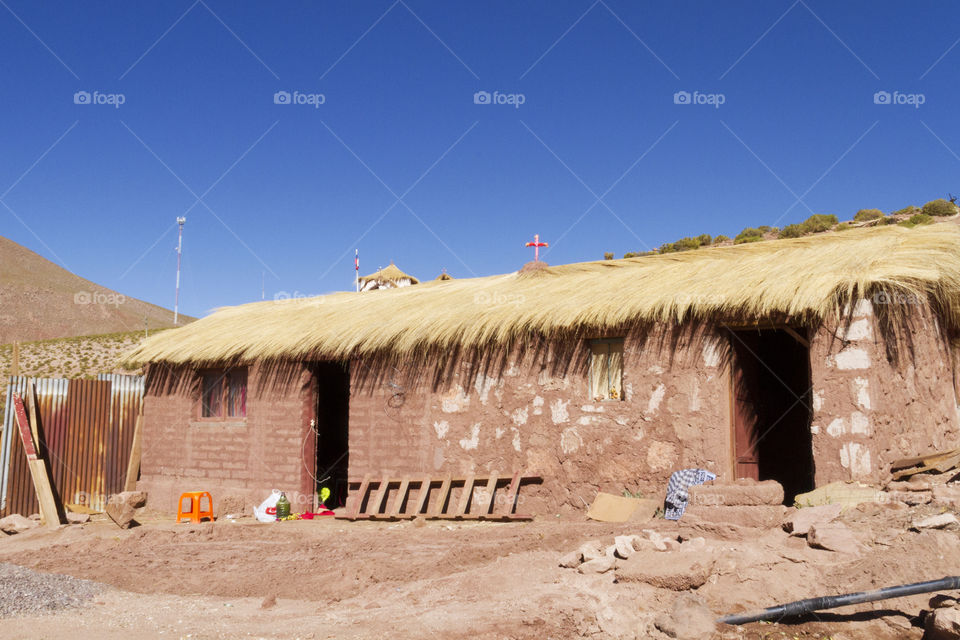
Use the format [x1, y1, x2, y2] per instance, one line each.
[253, 489, 282, 522]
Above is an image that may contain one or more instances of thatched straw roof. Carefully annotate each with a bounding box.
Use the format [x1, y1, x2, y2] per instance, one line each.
[127, 224, 960, 366]
[435, 271, 454, 281]
[359, 263, 419, 289]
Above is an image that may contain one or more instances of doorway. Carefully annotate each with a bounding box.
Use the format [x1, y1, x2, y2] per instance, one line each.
[729, 328, 814, 504]
[314, 362, 350, 509]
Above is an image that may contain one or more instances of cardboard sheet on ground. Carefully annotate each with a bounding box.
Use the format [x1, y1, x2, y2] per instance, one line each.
[587, 493, 659, 523]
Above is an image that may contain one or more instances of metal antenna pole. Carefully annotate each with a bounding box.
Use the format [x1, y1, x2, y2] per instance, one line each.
[174, 217, 186, 325]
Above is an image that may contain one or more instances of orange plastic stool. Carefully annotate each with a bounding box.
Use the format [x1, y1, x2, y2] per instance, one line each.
[176, 491, 214, 523]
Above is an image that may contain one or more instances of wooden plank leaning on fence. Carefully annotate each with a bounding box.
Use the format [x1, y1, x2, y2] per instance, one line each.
[123, 411, 144, 492]
[13, 389, 62, 528]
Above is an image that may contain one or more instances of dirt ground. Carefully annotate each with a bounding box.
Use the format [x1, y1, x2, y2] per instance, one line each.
[0, 503, 956, 640]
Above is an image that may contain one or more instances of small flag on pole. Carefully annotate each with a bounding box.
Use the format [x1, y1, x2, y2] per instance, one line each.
[355, 249, 359, 292]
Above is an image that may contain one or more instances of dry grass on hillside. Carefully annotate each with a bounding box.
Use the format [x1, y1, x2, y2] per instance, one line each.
[0, 330, 159, 413]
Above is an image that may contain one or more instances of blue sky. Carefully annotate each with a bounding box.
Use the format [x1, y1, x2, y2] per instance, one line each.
[2, 1, 959, 318]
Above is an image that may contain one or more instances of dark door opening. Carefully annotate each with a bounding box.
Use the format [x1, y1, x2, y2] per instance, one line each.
[314, 362, 350, 509]
[729, 329, 814, 504]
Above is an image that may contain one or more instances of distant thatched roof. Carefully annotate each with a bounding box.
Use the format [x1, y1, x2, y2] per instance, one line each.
[359, 263, 419, 289]
[126, 224, 960, 366]
[435, 271, 454, 281]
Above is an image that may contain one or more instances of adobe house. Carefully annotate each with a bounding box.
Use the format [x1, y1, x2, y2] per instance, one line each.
[126, 224, 960, 514]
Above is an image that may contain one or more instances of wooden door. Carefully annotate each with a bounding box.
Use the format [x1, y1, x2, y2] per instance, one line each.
[732, 349, 760, 481]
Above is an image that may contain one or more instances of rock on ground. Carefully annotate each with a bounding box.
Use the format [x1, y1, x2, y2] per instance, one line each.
[105, 491, 147, 529]
[911, 513, 959, 531]
[614, 535, 637, 559]
[578, 540, 606, 562]
[931, 595, 960, 609]
[807, 522, 863, 555]
[558, 550, 581, 568]
[615, 552, 714, 590]
[933, 485, 960, 509]
[65, 512, 90, 525]
[654, 594, 717, 639]
[638, 529, 680, 551]
[0, 562, 104, 617]
[0, 514, 38, 535]
[578, 556, 615, 574]
[782, 503, 843, 536]
[926, 606, 960, 640]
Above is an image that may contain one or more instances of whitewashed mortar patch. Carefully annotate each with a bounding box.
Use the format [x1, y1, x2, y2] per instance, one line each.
[853, 378, 871, 410]
[511, 407, 529, 426]
[840, 442, 872, 478]
[826, 417, 846, 437]
[850, 411, 871, 436]
[560, 427, 582, 454]
[835, 348, 870, 370]
[532, 396, 544, 415]
[551, 398, 570, 424]
[647, 383, 667, 413]
[459, 424, 480, 450]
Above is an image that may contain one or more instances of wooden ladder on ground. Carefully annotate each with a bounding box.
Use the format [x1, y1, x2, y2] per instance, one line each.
[336, 471, 539, 521]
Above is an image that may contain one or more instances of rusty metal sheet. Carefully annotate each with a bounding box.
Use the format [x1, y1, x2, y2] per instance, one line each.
[1, 375, 143, 515]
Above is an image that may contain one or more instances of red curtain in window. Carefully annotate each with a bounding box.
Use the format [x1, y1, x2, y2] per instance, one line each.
[201, 373, 223, 417]
[227, 370, 247, 417]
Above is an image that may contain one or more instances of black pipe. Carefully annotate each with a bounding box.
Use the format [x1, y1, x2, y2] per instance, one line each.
[718, 575, 960, 625]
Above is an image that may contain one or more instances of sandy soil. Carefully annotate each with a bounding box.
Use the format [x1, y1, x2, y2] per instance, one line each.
[0, 504, 955, 640]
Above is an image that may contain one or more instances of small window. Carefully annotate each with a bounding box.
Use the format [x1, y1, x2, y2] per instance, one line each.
[589, 339, 624, 401]
[200, 368, 247, 419]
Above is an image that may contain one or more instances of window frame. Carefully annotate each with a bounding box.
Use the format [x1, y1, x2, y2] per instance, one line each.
[587, 337, 625, 402]
[197, 367, 248, 421]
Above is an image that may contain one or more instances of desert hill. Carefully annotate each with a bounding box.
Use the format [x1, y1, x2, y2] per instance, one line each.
[0, 236, 190, 343]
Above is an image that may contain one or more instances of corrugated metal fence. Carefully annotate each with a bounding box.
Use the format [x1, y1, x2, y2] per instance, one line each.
[0, 374, 143, 515]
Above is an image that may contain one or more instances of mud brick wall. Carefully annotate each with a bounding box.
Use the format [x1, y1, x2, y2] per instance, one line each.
[809, 300, 960, 485]
[347, 326, 733, 515]
[138, 361, 316, 513]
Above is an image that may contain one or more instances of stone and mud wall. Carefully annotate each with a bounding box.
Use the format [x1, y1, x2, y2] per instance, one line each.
[347, 327, 733, 515]
[348, 304, 960, 514]
[809, 300, 960, 486]
[136, 303, 960, 515]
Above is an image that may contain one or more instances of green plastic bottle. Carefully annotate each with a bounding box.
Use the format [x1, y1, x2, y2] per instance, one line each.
[276, 492, 291, 520]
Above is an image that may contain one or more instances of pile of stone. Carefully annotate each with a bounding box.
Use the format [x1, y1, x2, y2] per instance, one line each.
[560, 530, 706, 573]
[558, 530, 718, 593]
[0, 492, 146, 536]
[783, 497, 959, 555]
[782, 503, 865, 554]
[0, 562, 104, 617]
[885, 477, 960, 509]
